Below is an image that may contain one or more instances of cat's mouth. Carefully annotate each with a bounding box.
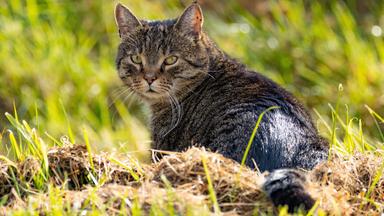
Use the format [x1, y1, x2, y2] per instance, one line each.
[147, 84, 158, 93]
[129, 79, 171, 99]
[146, 88, 161, 95]
[145, 84, 160, 94]
[140, 89, 167, 100]
[139, 84, 168, 99]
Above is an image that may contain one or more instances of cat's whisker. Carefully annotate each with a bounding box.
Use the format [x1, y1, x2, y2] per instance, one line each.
[110, 85, 127, 95]
[172, 85, 198, 97]
[163, 93, 176, 136]
[163, 92, 182, 137]
[108, 86, 132, 109]
[126, 94, 138, 109]
[168, 93, 178, 126]
[208, 70, 223, 73]
[122, 91, 135, 105]
[157, 84, 172, 93]
[110, 89, 135, 124]
[205, 72, 215, 80]
[109, 85, 132, 100]
[172, 94, 182, 127]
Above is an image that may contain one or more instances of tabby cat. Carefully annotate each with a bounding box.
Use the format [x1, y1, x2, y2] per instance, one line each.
[114, 2, 329, 211]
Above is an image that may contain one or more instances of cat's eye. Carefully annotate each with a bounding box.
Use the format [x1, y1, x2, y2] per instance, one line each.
[164, 56, 178, 65]
[130, 55, 142, 64]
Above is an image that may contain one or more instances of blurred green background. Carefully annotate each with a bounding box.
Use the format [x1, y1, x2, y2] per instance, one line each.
[0, 0, 383, 159]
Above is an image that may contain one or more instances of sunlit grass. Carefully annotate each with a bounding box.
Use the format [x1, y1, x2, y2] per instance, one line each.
[1, 0, 383, 154]
[0, 0, 150, 159]
[208, 1, 384, 139]
[2, 105, 382, 214]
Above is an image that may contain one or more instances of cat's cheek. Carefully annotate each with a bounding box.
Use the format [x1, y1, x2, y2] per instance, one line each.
[118, 63, 141, 81]
[123, 78, 134, 88]
[118, 68, 128, 79]
[166, 66, 183, 75]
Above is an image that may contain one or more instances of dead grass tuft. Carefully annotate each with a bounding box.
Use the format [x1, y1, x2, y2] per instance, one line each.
[11, 184, 207, 215]
[150, 147, 274, 214]
[310, 151, 384, 215]
[0, 145, 142, 199]
[1, 145, 383, 215]
[47, 145, 141, 189]
[0, 159, 17, 199]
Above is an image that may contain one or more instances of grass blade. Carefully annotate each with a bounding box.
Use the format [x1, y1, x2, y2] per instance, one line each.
[201, 151, 220, 214]
[241, 106, 279, 166]
[82, 127, 94, 172]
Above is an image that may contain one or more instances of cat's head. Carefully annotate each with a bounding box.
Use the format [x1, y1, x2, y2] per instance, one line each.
[115, 3, 210, 102]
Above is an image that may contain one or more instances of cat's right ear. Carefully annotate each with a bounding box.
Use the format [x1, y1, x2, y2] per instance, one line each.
[115, 3, 142, 38]
[175, 3, 204, 40]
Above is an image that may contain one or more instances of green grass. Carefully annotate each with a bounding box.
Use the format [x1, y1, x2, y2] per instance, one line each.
[0, 0, 384, 215]
[241, 106, 279, 167]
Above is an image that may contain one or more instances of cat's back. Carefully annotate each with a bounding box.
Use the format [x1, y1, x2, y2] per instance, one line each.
[203, 59, 320, 136]
[199, 60, 310, 120]
[179, 61, 327, 170]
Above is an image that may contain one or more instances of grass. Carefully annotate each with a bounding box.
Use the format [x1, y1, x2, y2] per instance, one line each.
[201, 153, 220, 214]
[241, 106, 279, 167]
[0, 0, 384, 215]
[0, 112, 383, 214]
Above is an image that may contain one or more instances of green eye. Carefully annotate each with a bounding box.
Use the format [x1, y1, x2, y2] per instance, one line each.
[130, 55, 142, 64]
[164, 56, 178, 65]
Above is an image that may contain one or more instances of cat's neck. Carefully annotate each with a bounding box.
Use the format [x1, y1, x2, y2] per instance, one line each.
[201, 34, 225, 66]
[201, 34, 244, 74]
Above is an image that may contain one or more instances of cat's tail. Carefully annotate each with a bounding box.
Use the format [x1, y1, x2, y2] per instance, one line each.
[261, 169, 315, 213]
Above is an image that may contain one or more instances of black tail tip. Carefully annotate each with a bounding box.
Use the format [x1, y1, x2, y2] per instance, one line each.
[262, 169, 315, 213]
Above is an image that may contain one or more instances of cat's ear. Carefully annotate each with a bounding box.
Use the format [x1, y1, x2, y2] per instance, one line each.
[175, 3, 204, 40]
[115, 3, 142, 38]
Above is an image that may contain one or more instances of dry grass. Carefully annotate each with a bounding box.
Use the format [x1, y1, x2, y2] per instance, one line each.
[149, 148, 274, 214]
[8, 184, 208, 215]
[0, 145, 383, 215]
[310, 151, 384, 215]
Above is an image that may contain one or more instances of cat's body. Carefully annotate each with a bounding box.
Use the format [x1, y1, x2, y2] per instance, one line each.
[150, 56, 328, 171]
[114, 2, 328, 211]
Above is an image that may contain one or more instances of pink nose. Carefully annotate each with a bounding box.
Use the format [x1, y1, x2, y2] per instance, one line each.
[144, 74, 157, 85]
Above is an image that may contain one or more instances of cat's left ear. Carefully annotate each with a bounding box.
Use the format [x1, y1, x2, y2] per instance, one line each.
[175, 3, 204, 40]
[115, 3, 142, 38]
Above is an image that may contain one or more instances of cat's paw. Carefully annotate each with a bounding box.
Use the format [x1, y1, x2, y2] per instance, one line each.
[262, 169, 315, 213]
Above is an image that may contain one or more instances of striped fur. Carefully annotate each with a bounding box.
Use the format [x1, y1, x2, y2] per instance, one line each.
[115, 3, 329, 211]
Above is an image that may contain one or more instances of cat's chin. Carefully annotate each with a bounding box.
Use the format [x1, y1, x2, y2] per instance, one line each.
[137, 90, 168, 101]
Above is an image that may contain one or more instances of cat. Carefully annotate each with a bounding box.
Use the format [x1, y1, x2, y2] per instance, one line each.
[114, 2, 329, 212]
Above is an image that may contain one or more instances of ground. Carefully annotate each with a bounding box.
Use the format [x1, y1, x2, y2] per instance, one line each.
[0, 144, 383, 215]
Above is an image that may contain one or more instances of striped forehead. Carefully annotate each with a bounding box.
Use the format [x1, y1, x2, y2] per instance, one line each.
[140, 20, 176, 64]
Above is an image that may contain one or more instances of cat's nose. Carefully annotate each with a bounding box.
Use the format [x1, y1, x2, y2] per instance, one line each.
[144, 74, 157, 85]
